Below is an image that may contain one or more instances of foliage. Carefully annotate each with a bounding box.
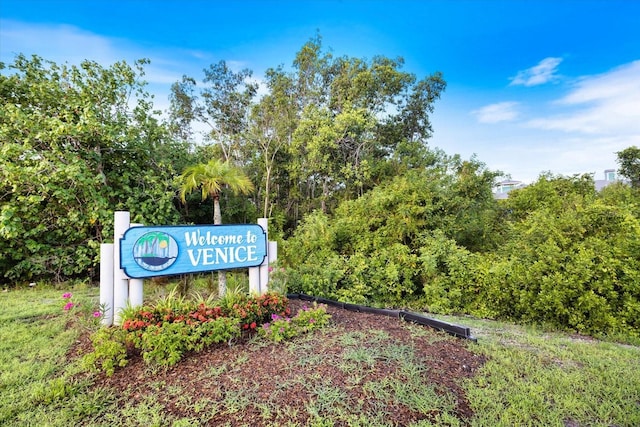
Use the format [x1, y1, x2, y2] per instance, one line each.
[284, 170, 640, 339]
[169, 61, 257, 162]
[81, 327, 129, 376]
[170, 35, 447, 232]
[178, 158, 254, 224]
[418, 231, 477, 314]
[616, 145, 640, 187]
[85, 292, 291, 371]
[259, 303, 332, 342]
[284, 158, 502, 306]
[131, 317, 238, 367]
[223, 292, 291, 331]
[477, 190, 640, 336]
[0, 55, 187, 284]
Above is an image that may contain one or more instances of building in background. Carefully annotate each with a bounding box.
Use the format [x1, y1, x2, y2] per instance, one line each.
[493, 169, 626, 199]
[493, 179, 527, 199]
[595, 169, 620, 191]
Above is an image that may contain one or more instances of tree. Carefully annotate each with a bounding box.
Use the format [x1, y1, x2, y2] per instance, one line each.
[169, 62, 258, 162]
[246, 67, 297, 219]
[291, 38, 446, 210]
[170, 35, 446, 232]
[0, 55, 185, 284]
[616, 146, 640, 187]
[179, 159, 254, 295]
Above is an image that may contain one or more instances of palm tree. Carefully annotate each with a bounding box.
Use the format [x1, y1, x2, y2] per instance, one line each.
[179, 159, 254, 296]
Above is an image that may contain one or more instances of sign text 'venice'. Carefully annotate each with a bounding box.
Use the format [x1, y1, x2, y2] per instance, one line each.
[120, 224, 267, 279]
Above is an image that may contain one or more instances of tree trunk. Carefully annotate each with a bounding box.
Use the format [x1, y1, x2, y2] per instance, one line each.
[263, 164, 271, 218]
[213, 196, 227, 296]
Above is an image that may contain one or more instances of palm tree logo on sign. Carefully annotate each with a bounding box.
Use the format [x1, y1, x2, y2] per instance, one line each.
[132, 231, 178, 271]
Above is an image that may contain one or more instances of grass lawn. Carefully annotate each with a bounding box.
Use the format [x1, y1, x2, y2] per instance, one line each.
[1, 284, 638, 426]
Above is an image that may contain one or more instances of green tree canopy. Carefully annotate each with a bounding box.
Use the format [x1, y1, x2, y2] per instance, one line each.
[169, 35, 447, 232]
[0, 55, 187, 283]
[616, 146, 640, 187]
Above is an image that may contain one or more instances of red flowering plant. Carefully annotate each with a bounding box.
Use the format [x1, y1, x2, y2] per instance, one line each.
[121, 303, 225, 334]
[225, 292, 290, 331]
[120, 292, 289, 336]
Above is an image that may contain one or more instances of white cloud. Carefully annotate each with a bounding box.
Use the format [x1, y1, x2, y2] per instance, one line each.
[0, 19, 217, 112]
[527, 60, 640, 135]
[0, 19, 203, 87]
[0, 19, 121, 66]
[471, 101, 520, 123]
[510, 57, 563, 86]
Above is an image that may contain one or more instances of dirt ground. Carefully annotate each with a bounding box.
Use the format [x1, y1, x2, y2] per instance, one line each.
[82, 299, 486, 426]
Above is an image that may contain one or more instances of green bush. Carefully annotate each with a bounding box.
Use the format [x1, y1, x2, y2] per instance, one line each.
[286, 255, 345, 300]
[132, 318, 239, 367]
[81, 327, 129, 377]
[474, 180, 640, 337]
[418, 231, 475, 314]
[259, 303, 331, 342]
[85, 292, 297, 373]
[282, 171, 640, 340]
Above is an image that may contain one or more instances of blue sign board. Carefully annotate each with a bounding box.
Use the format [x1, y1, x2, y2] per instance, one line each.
[120, 224, 267, 278]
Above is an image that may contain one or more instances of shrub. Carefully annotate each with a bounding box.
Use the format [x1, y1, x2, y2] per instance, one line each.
[81, 327, 129, 377]
[86, 292, 296, 373]
[259, 303, 331, 342]
[131, 318, 240, 367]
[224, 292, 290, 331]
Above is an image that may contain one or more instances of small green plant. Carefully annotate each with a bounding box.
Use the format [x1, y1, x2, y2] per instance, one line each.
[196, 316, 239, 348]
[259, 303, 331, 342]
[81, 327, 129, 376]
[129, 316, 242, 367]
[292, 303, 331, 332]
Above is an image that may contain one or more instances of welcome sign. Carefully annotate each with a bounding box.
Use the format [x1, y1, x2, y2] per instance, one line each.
[120, 224, 267, 278]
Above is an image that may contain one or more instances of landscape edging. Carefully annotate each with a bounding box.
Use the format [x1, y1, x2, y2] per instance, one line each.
[286, 293, 477, 342]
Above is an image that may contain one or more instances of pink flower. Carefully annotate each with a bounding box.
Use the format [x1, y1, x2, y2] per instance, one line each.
[62, 293, 72, 299]
[63, 302, 74, 311]
[92, 311, 102, 318]
[268, 266, 274, 273]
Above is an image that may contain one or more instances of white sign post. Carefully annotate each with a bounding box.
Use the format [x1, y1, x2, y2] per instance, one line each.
[112, 211, 130, 325]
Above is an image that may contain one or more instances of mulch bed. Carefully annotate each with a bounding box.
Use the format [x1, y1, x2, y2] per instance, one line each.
[75, 299, 486, 426]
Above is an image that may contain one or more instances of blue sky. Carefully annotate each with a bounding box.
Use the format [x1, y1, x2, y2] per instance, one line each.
[1, 0, 639, 183]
